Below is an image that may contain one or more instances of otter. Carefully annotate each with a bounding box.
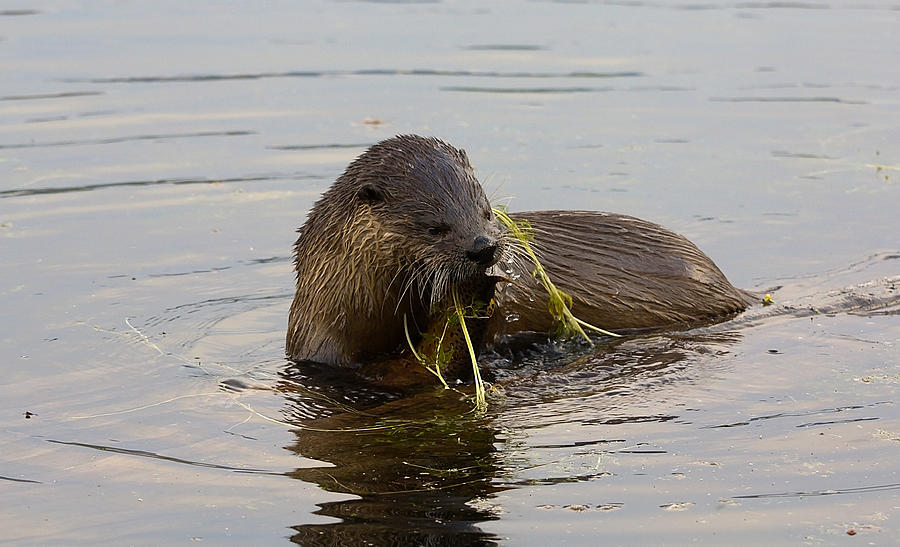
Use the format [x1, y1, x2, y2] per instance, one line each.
[286, 135, 502, 364]
[286, 135, 753, 366]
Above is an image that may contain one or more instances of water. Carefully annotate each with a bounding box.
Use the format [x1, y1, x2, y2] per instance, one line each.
[2, 1, 899, 544]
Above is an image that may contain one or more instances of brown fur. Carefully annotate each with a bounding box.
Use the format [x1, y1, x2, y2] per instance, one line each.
[287, 135, 752, 367]
[489, 210, 755, 341]
[286, 135, 501, 364]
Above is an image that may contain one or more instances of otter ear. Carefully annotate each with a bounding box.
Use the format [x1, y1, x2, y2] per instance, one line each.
[357, 184, 384, 203]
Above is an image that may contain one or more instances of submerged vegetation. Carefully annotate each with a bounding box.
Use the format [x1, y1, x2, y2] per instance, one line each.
[407, 208, 620, 410]
[404, 313, 451, 389]
[404, 288, 492, 411]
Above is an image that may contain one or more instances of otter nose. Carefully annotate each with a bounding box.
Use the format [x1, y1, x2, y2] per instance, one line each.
[467, 236, 497, 266]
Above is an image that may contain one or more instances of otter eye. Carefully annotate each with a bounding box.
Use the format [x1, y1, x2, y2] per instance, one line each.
[357, 184, 384, 203]
[427, 224, 450, 237]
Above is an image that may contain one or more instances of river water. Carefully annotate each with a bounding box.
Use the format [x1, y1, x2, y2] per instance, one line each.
[2, 1, 899, 545]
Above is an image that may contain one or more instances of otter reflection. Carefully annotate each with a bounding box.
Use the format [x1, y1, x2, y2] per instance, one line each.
[277, 361, 504, 546]
[276, 330, 741, 546]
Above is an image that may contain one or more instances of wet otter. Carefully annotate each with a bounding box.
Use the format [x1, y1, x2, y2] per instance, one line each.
[286, 135, 753, 367]
[286, 135, 502, 365]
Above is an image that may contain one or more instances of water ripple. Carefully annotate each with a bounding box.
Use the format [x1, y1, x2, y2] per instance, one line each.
[463, 44, 547, 51]
[47, 439, 283, 475]
[732, 481, 900, 500]
[0, 91, 103, 101]
[0, 130, 255, 150]
[702, 401, 892, 429]
[0, 9, 40, 16]
[267, 142, 373, 151]
[0, 475, 42, 484]
[710, 96, 866, 104]
[442, 86, 606, 94]
[68, 69, 645, 84]
[0, 173, 298, 199]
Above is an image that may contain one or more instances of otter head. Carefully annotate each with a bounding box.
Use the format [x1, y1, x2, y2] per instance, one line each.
[287, 135, 504, 364]
[343, 135, 503, 308]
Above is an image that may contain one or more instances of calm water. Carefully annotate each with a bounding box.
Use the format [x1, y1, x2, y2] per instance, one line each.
[2, 1, 899, 545]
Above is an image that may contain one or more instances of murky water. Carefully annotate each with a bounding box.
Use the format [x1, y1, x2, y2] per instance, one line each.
[2, 1, 899, 545]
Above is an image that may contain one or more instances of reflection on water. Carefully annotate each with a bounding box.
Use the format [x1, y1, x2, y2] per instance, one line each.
[488, 332, 741, 410]
[280, 372, 503, 545]
[271, 329, 747, 544]
[3, 0, 900, 543]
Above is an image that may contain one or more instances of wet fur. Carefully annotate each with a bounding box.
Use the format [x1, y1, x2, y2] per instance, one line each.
[490, 210, 755, 340]
[286, 135, 499, 364]
[287, 135, 751, 366]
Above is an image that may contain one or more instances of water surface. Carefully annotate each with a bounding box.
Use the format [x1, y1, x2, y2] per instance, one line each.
[2, 1, 899, 544]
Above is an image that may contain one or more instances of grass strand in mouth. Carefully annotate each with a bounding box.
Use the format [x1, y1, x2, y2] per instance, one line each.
[493, 207, 621, 342]
[403, 207, 619, 410]
[453, 289, 487, 411]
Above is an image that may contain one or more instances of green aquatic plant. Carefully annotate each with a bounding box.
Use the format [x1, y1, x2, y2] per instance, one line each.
[404, 291, 491, 411]
[492, 207, 620, 342]
[404, 314, 450, 389]
[405, 208, 622, 410]
[453, 289, 488, 411]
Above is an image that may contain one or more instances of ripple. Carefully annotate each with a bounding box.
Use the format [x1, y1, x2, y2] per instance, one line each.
[0, 9, 40, 16]
[0, 173, 292, 199]
[69, 69, 645, 84]
[702, 401, 891, 429]
[0, 91, 103, 101]
[441, 86, 607, 94]
[710, 96, 866, 104]
[0, 130, 255, 150]
[47, 439, 283, 475]
[771, 150, 837, 159]
[463, 44, 547, 51]
[734, 1, 829, 8]
[267, 142, 373, 151]
[732, 481, 900, 500]
[0, 475, 42, 484]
